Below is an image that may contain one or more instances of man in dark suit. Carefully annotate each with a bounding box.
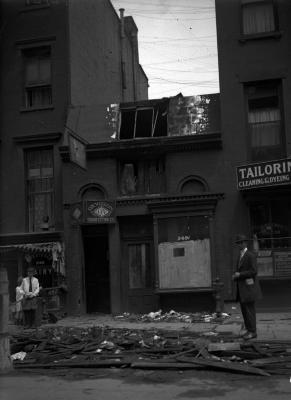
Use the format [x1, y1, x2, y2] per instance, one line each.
[232, 234, 262, 339]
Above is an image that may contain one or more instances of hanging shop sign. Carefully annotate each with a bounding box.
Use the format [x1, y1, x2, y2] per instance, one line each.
[85, 200, 116, 224]
[236, 158, 291, 190]
[68, 131, 87, 170]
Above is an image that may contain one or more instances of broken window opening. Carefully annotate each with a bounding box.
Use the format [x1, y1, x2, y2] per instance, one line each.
[135, 108, 154, 138]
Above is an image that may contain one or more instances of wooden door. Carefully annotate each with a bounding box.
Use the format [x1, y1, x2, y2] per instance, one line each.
[123, 240, 158, 314]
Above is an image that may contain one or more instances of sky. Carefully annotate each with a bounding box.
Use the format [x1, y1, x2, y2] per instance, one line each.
[111, 0, 219, 99]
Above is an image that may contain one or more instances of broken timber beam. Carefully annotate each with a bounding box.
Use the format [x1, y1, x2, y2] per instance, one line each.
[176, 356, 270, 377]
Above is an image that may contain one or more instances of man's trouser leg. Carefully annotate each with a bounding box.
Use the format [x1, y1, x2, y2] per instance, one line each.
[240, 301, 256, 333]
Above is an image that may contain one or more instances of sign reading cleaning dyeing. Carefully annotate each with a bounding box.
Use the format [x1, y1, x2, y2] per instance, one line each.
[237, 158, 291, 190]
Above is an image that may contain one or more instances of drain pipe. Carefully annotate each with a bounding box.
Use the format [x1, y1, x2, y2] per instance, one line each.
[119, 8, 126, 101]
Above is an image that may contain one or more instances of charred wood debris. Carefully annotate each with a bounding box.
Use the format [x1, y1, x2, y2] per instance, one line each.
[10, 312, 291, 377]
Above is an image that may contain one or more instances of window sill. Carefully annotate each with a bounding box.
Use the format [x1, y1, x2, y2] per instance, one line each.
[20, 105, 54, 113]
[239, 31, 282, 43]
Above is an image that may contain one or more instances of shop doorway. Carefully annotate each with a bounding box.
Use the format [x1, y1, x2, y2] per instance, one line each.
[82, 226, 110, 313]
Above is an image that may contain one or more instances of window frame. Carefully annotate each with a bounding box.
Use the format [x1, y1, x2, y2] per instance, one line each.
[244, 80, 285, 162]
[22, 46, 53, 111]
[25, 147, 55, 232]
[119, 107, 156, 139]
[240, 0, 280, 40]
[118, 157, 166, 196]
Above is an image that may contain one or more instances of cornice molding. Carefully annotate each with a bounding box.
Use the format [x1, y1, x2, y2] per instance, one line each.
[13, 132, 62, 145]
[0, 231, 63, 246]
[59, 132, 222, 161]
[117, 193, 224, 209]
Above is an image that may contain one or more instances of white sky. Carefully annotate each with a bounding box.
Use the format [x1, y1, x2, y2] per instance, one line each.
[111, 0, 219, 99]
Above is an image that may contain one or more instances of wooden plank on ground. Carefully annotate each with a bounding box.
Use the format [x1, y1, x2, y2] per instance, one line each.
[176, 356, 270, 377]
[14, 360, 130, 369]
[131, 361, 201, 370]
[208, 342, 241, 352]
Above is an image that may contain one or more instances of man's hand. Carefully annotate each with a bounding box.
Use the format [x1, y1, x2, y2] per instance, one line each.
[232, 272, 240, 280]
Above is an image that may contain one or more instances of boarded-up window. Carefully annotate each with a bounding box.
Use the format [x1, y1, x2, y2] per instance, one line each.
[157, 216, 211, 289]
[128, 243, 151, 289]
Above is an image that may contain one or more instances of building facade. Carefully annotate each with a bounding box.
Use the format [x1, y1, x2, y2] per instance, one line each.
[0, 0, 148, 310]
[60, 0, 291, 315]
[216, 0, 291, 308]
[60, 93, 224, 315]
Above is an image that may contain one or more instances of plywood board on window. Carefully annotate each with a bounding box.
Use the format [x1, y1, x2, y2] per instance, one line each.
[158, 239, 211, 289]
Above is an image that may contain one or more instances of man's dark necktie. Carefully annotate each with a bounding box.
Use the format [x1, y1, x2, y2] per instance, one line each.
[29, 277, 32, 292]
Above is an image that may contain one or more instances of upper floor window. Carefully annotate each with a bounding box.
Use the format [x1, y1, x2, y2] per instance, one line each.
[23, 46, 52, 109]
[119, 159, 165, 196]
[242, 0, 276, 35]
[26, 148, 54, 232]
[246, 80, 284, 161]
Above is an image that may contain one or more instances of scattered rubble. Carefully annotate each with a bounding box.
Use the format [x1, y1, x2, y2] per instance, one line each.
[9, 326, 291, 377]
[114, 310, 229, 323]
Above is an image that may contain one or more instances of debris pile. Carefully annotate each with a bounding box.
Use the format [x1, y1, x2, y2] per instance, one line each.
[114, 310, 229, 323]
[10, 327, 291, 377]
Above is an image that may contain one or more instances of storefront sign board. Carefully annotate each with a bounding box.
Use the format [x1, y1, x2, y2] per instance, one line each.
[236, 159, 291, 190]
[273, 251, 291, 276]
[85, 200, 116, 224]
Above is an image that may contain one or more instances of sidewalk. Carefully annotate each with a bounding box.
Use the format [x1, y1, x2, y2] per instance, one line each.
[15, 303, 290, 341]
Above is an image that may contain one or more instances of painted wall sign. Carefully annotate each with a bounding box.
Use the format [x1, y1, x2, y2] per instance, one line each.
[85, 200, 116, 224]
[236, 158, 291, 190]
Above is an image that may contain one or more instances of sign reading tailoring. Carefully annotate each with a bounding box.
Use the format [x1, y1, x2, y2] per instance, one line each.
[237, 159, 291, 190]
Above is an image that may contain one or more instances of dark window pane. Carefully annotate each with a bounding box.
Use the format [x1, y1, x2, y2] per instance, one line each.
[119, 110, 135, 139]
[135, 108, 153, 138]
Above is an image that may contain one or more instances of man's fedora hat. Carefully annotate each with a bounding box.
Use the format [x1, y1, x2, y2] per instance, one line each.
[235, 234, 248, 243]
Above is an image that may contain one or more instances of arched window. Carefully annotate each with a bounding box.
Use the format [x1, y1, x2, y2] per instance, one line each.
[179, 177, 207, 194]
[80, 185, 106, 200]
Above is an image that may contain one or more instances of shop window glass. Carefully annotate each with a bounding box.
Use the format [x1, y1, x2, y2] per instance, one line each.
[128, 243, 151, 289]
[242, 1, 276, 35]
[246, 81, 283, 161]
[23, 46, 52, 108]
[250, 200, 291, 250]
[26, 148, 54, 232]
[250, 199, 291, 277]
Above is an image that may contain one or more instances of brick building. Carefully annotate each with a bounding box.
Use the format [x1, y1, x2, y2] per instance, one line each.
[0, 0, 148, 309]
[60, 0, 291, 315]
[216, 0, 291, 309]
[60, 93, 224, 315]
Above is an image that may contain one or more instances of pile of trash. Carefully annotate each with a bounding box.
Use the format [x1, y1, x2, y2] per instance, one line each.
[114, 309, 229, 323]
[10, 326, 291, 377]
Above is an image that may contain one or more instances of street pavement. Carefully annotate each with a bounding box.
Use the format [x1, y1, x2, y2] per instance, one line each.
[2, 303, 291, 400]
[23, 302, 291, 341]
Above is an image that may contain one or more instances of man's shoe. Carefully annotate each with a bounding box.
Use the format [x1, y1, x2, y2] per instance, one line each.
[243, 332, 257, 340]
